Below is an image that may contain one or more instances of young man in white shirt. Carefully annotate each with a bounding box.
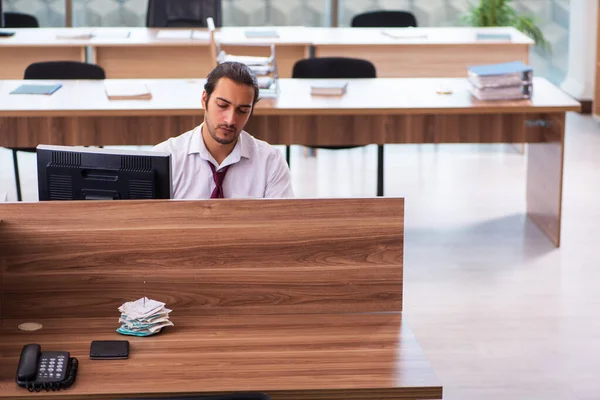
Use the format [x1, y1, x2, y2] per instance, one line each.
[154, 62, 293, 199]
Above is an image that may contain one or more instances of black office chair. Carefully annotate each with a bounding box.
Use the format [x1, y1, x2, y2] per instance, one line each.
[10, 61, 106, 201]
[146, 0, 222, 28]
[351, 10, 417, 27]
[292, 57, 376, 79]
[24, 61, 106, 80]
[3, 12, 39, 28]
[290, 57, 385, 196]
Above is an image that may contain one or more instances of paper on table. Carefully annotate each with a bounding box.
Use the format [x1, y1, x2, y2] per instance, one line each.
[221, 54, 272, 66]
[381, 29, 428, 39]
[120, 310, 172, 323]
[191, 30, 210, 40]
[93, 30, 131, 39]
[104, 81, 152, 100]
[156, 29, 192, 39]
[257, 76, 275, 89]
[55, 30, 94, 39]
[244, 29, 279, 38]
[310, 80, 348, 96]
[118, 297, 165, 319]
[117, 297, 173, 336]
[249, 65, 274, 76]
[119, 315, 171, 326]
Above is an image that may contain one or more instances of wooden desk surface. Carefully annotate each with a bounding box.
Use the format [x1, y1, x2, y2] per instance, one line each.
[0, 77, 580, 118]
[0, 26, 531, 47]
[310, 26, 533, 45]
[0, 199, 441, 399]
[0, 314, 441, 400]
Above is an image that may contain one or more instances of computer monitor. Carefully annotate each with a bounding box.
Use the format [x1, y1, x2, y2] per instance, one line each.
[36, 145, 172, 201]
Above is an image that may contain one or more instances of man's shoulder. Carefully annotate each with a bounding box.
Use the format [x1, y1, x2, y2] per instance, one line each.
[153, 128, 196, 154]
[241, 130, 280, 157]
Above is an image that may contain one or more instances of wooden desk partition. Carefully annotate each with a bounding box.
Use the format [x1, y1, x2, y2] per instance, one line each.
[1, 46, 86, 80]
[0, 198, 442, 400]
[0, 199, 404, 319]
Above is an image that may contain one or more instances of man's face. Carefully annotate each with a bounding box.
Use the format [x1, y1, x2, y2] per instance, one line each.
[202, 77, 255, 146]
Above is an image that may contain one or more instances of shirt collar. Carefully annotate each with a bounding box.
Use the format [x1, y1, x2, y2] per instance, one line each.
[188, 123, 252, 168]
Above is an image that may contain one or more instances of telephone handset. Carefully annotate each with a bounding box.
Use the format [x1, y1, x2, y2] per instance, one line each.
[16, 344, 78, 392]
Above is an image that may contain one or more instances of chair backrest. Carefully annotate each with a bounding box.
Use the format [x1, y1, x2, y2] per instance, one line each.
[292, 57, 376, 79]
[351, 10, 417, 27]
[24, 61, 106, 80]
[146, 0, 222, 28]
[3, 11, 39, 28]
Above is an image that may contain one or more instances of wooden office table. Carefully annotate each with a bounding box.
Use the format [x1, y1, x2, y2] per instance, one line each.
[0, 77, 580, 246]
[0, 314, 437, 400]
[0, 198, 441, 400]
[0, 26, 532, 79]
[311, 27, 532, 77]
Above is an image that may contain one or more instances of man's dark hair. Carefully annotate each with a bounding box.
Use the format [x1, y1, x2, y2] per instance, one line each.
[204, 62, 260, 110]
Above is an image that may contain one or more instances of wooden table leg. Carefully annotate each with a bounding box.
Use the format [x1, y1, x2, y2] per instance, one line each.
[526, 113, 565, 247]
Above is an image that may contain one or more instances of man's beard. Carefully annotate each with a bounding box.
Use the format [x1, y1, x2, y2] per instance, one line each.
[206, 118, 239, 145]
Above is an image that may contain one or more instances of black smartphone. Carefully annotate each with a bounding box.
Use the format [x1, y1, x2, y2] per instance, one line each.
[90, 340, 129, 360]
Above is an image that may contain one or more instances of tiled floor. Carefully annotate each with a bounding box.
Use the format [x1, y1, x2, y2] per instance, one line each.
[2, 112, 600, 399]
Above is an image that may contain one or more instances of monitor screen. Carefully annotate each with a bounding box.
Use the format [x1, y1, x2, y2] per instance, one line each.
[36, 145, 172, 201]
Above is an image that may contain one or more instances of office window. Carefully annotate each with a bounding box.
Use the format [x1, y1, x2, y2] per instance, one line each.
[339, 0, 459, 27]
[67, 0, 330, 27]
[72, 0, 146, 27]
[3, 0, 66, 26]
[339, 0, 569, 86]
[223, 0, 330, 26]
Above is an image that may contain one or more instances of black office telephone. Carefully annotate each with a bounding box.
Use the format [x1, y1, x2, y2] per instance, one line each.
[16, 344, 78, 392]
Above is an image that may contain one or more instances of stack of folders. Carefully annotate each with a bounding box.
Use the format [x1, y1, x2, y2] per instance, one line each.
[310, 80, 348, 96]
[104, 81, 152, 100]
[117, 297, 173, 337]
[467, 61, 533, 101]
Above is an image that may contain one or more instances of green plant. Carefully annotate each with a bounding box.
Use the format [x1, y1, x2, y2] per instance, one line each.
[462, 0, 551, 53]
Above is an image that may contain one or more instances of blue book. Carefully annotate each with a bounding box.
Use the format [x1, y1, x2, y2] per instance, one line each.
[10, 83, 63, 95]
[468, 61, 532, 78]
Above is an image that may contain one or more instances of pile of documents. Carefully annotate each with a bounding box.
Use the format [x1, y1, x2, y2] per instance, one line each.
[467, 61, 533, 101]
[104, 81, 152, 101]
[117, 297, 173, 337]
[310, 80, 348, 96]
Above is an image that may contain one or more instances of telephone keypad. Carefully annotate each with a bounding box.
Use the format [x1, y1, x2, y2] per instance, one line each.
[35, 352, 69, 382]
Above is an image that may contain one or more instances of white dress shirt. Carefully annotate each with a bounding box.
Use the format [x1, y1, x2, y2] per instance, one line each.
[153, 124, 293, 199]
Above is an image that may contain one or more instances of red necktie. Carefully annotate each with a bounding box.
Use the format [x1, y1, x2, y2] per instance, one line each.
[208, 161, 230, 198]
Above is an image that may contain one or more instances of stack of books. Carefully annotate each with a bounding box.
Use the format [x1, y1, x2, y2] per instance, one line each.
[467, 61, 533, 101]
[104, 81, 152, 100]
[310, 80, 348, 96]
